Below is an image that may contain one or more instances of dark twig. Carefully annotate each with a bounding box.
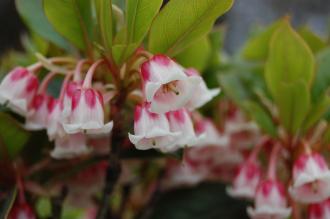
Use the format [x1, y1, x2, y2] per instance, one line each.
[50, 186, 68, 219]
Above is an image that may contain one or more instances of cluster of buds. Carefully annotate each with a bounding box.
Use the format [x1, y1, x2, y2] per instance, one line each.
[128, 55, 220, 152]
[0, 59, 113, 159]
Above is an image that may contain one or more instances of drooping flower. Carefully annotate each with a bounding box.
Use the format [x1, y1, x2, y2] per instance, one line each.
[164, 108, 204, 152]
[141, 55, 200, 114]
[0, 67, 38, 116]
[227, 160, 262, 199]
[47, 98, 65, 140]
[50, 133, 90, 159]
[8, 202, 36, 219]
[25, 94, 50, 130]
[128, 103, 180, 151]
[63, 60, 113, 135]
[308, 199, 330, 219]
[184, 68, 220, 110]
[289, 153, 330, 204]
[247, 179, 291, 219]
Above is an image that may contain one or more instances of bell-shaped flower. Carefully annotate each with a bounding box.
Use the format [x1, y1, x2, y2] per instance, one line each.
[25, 94, 49, 130]
[194, 118, 229, 147]
[63, 88, 113, 135]
[227, 160, 262, 199]
[289, 153, 330, 204]
[0, 67, 38, 116]
[46, 98, 66, 140]
[51, 133, 90, 159]
[141, 55, 200, 114]
[308, 199, 330, 219]
[8, 202, 36, 219]
[61, 81, 81, 120]
[247, 179, 291, 219]
[164, 108, 204, 152]
[128, 103, 180, 151]
[184, 68, 220, 110]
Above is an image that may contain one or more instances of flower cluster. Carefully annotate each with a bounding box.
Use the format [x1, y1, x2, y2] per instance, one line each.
[0, 60, 113, 159]
[128, 55, 220, 152]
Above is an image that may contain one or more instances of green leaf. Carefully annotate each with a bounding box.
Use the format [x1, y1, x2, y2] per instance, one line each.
[126, 0, 162, 45]
[0, 188, 16, 219]
[95, 0, 113, 51]
[112, 43, 138, 64]
[148, 0, 233, 56]
[0, 113, 30, 158]
[242, 20, 283, 61]
[36, 198, 51, 218]
[243, 101, 277, 137]
[16, 0, 70, 49]
[43, 0, 93, 50]
[175, 37, 211, 72]
[275, 81, 310, 134]
[303, 95, 330, 131]
[147, 183, 249, 219]
[298, 26, 327, 54]
[265, 21, 315, 97]
[312, 48, 330, 103]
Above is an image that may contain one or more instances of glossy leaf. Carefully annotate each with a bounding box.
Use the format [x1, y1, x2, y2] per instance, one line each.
[43, 0, 93, 50]
[242, 20, 283, 61]
[148, 0, 233, 56]
[312, 48, 330, 103]
[112, 43, 138, 64]
[16, 0, 70, 49]
[243, 101, 277, 137]
[265, 21, 315, 97]
[275, 81, 310, 134]
[303, 95, 330, 131]
[95, 0, 113, 51]
[298, 26, 327, 54]
[175, 37, 211, 72]
[0, 113, 30, 158]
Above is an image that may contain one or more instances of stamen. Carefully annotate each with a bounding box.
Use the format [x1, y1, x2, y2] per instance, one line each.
[168, 83, 180, 95]
[152, 140, 156, 146]
[311, 181, 318, 193]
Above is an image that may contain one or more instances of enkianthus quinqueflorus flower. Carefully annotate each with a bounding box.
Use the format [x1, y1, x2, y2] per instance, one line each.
[128, 102, 180, 151]
[247, 179, 291, 219]
[227, 160, 262, 199]
[8, 202, 36, 219]
[184, 68, 220, 110]
[308, 199, 330, 219]
[63, 60, 113, 135]
[25, 93, 50, 130]
[164, 108, 204, 152]
[0, 67, 38, 116]
[140, 55, 201, 114]
[289, 153, 330, 204]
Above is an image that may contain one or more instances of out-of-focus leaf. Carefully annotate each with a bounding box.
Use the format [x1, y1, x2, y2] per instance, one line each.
[207, 27, 224, 70]
[275, 81, 310, 134]
[265, 21, 315, 97]
[303, 95, 330, 131]
[43, 0, 93, 50]
[36, 198, 51, 218]
[0, 188, 16, 219]
[243, 101, 277, 137]
[298, 26, 327, 54]
[147, 183, 249, 219]
[95, 0, 113, 51]
[175, 37, 211, 72]
[16, 0, 70, 49]
[112, 43, 138, 64]
[312, 48, 330, 103]
[242, 20, 283, 61]
[0, 113, 30, 159]
[148, 0, 233, 56]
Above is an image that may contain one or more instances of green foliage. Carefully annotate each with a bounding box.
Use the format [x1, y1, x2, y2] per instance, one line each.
[298, 26, 327, 54]
[36, 198, 52, 218]
[148, 0, 233, 56]
[312, 48, 330, 103]
[0, 113, 30, 159]
[265, 21, 315, 97]
[175, 37, 211, 72]
[43, 0, 94, 50]
[242, 20, 283, 61]
[16, 0, 70, 49]
[95, 0, 113, 51]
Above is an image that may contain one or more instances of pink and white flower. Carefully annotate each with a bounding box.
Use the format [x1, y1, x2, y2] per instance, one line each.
[63, 87, 113, 135]
[128, 103, 180, 151]
[308, 199, 330, 219]
[51, 133, 90, 159]
[227, 160, 262, 199]
[8, 202, 36, 219]
[289, 153, 330, 204]
[47, 98, 65, 140]
[141, 55, 201, 114]
[165, 108, 204, 152]
[184, 68, 220, 110]
[247, 179, 291, 219]
[0, 67, 38, 116]
[25, 94, 49, 130]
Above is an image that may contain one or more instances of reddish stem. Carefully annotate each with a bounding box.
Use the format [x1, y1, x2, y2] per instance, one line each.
[82, 60, 105, 88]
[267, 143, 281, 180]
